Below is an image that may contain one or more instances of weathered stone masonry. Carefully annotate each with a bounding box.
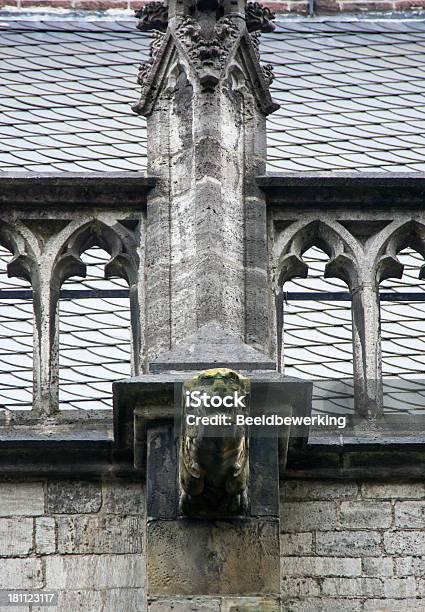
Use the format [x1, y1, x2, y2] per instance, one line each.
[0, 479, 146, 611]
[1, 2, 425, 612]
[280, 480, 425, 611]
[2, 479, 425, 610]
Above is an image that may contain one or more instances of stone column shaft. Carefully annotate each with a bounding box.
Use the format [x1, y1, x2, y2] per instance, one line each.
[351, 282, 383, 418]
[32, 277, 59, 416]
[131, 3, 282, 608]
[135, 1, 277, 365]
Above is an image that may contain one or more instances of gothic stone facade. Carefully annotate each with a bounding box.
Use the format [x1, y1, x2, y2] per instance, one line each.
[1, 2, 425, 611]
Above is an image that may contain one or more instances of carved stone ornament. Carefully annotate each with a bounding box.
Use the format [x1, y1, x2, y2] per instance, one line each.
[133, 0, 279, 112]
[262, 63, 275, 86]
[135, 1, 168, 32]
[137, 61, 152, 86]
[246, 2, 276, 33]
[180, 368, 250, 517]
[249, 29, 261, 58]
[137, 30, 165, 88]
[175, 16, 240, 91]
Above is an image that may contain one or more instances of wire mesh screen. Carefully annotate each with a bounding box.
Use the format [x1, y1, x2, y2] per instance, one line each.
[0, 245, 33, 411]
[283, 247, 425, 416]
[380, 249, 425, 415]
[282, 247, 355, 416]
[59, 247, 131, 410]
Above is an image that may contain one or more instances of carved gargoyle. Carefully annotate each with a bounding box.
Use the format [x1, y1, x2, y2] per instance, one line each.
[135, 1, 168, 32]
[180, 368, 250, 517]
[246, 2, 276, 33]
[174, 14, 239, 90]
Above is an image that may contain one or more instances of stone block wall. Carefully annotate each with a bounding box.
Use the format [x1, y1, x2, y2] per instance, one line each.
[2, 477, 425, 610]
[0, 479, 145, 612]
[281, 480, 425, 611]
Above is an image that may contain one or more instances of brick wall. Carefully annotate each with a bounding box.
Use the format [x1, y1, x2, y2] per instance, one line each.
[281, 480, 425, 610]
[0, 479, 145, 611]
[0, 0, 424, 14]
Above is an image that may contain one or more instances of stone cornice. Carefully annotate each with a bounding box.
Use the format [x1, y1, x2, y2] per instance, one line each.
[258, 172, 425, 207]
[0, 173, 155, 208]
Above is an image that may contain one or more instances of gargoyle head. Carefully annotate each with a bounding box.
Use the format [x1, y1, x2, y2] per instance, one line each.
[180, 368, 250, 517]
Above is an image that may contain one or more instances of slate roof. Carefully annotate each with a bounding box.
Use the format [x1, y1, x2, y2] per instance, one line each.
[264, 19, 425, 172]
[0, 17, 149, 172]
[1, 14, 425, 172]
[1, 13, 425, 413]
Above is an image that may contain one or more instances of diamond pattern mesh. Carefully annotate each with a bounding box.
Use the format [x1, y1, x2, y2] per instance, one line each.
[1, 15, 425, 413]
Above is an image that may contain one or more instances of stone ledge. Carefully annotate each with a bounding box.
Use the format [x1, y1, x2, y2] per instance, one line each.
[0, 415, 423, 478]
[286, 441, 425, 479]
[0, 172, 155, 208]
[259, 172, 425, 207]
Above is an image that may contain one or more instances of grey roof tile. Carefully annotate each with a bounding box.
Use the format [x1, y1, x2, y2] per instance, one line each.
[1, 16, 425, 172]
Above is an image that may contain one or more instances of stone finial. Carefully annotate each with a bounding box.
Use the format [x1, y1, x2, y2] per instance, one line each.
[133, 0, 278, 109]
[135, 2, 168, 32]
[246, 2, 276, 32]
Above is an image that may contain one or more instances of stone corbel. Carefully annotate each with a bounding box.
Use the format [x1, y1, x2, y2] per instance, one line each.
[114, 370, 312, 518]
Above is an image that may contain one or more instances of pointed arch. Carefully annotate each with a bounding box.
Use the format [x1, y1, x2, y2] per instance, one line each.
[274, 220, 359, 291]
[52, 219, 139, 291]
[50, 219, 142, 410]
[374, 220, 425, 285]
